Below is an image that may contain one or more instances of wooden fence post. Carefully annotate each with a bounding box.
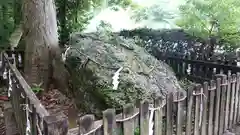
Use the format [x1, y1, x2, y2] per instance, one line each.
[201, 82, 209, 135]
[176, 92, 184, 135]
[166, 93, 173, 135]
[232, 74, 238, 125]
[154, 96, 163, 135]
[229, 74, 236, 128]
[186, 86, 194, 135]
[43, 115, 68, 135]
[193, 84, 201, 135]
[140, 100, 149, 135]
[10, 75, 26, 135]
[122, 104, 135, 135]
[213, 75, 222, 135]
[225, 74, 232, 130]
[103, 109, 116, 135]
[234, 73, 240, 124]
[208, 80, 216, 135]
[29, 104, 37, 135]
[77, 114, 95, 135]
[219, 75, 227, 135]
[237, 73, 240, 122]
[0, 52, 5, 75]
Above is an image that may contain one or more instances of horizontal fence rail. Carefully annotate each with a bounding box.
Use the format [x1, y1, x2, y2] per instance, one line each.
[0, 52, 68, 135]
[161, 56, 240, 83]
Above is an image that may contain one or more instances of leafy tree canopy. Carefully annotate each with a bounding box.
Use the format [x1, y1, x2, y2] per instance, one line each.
[0, 0, 137, 46]
[131, 3, 175, 23]
[55, 0, 138, 45]
[176, 0, 240, 51]
[0, 0, 16, 47]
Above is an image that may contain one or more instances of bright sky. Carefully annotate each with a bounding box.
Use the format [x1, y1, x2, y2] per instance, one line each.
[84, 0, 184, 33]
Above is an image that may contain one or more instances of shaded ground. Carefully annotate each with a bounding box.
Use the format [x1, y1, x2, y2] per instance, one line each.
[0, 88, 80, 135]
[40, 89, 80, 129]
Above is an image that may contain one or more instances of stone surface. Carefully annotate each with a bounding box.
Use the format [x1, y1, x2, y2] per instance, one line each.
[66, 32, 186, 114]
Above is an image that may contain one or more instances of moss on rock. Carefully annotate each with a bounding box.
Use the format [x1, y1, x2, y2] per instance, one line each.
[64, 32, 185, 116]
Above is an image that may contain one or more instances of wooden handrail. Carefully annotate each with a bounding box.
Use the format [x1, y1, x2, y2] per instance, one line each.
[3, 52, 49, 117]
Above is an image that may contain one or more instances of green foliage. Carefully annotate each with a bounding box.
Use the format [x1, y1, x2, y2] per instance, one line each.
[96, 20, 114, 40]
[0, 0, 16, 47]
[65, 57, 108, 116]
[55, 0, 137, 45]
[118, 127, 140, 135]
[31, 82, 44, 93]
[176, 0, 240, 51]
[134, 127, 140, 135]
[131, 4, 174, 23]
[0, 0, 137, 46]
[65, 56, 144, 116]
[108, 0, 133, 8]
[178, 78, 195, 90]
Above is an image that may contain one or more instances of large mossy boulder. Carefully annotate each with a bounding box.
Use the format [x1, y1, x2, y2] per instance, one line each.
[66, 32, 185, 116]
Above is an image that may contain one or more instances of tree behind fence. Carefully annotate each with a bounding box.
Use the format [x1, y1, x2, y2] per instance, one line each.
[77, 73, 240, 135]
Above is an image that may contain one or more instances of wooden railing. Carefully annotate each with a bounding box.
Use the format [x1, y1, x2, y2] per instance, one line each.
[1, 52, 68, 135]
[76, 73, 240, 135]
[161, 56, 240, 83]
[3, 48, 240, 135]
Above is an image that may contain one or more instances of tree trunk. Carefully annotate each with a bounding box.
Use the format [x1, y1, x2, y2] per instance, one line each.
[22, 0, 67, 91]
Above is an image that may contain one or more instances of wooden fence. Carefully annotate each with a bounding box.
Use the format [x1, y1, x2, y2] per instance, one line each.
[161, 56, 240, 83]
[2, 49, 240, 135]
[76, 73, 240, 135]
[0, 52, 68, 135]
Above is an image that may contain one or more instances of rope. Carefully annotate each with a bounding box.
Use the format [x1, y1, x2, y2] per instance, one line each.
[80, 124, 102, 135]
[65, 47, 121, 70]
[21, 104, 32, 135]
[173, 91, 187, 102]
[20, 104, 32, 113]
[20, 92, 25, 98]
[80, 102, 166, 135]
[36, 116, 43, 135]
[8, 69, 12, 97]
[149, 105, 155, 135]
[116, 112, 139, 122]
[221, 83, 228, 86]
[80, 91, 187, 135]
[3, 67, 7, 79]
[37, 123, 43, 135]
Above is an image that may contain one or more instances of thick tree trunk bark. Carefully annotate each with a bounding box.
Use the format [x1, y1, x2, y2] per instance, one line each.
[22, 0, 67, 91]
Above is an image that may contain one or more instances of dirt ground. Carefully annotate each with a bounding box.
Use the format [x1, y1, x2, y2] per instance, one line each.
[40, 89, 80, 129]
